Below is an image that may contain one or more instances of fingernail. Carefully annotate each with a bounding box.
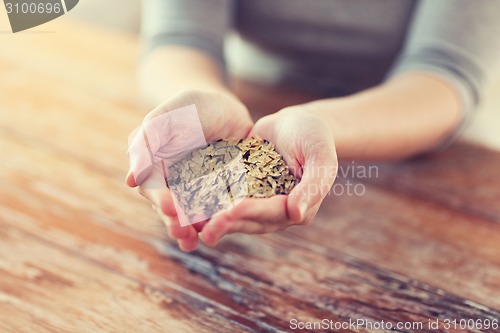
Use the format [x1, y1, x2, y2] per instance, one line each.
[299, 201, 308, 222]
[125, 170, 136, 187]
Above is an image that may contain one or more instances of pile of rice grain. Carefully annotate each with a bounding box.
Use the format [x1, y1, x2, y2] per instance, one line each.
[166, 137, 297, 219]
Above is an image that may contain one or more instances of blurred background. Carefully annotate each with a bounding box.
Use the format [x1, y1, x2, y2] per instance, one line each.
[68, 0, 500, 150]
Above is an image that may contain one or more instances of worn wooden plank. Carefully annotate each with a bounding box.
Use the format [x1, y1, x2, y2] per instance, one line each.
[288, 178, 500, 309]
[0, 225, 258, 333]
[1, 133, 500, 332]
[2, 198, 499, 333]
[2, 104, 499, 312]
[0, 89, 498, 305]
[2, 101, 500, 309]
[234, 73, 500, 309]
[1, 71, 499, 310]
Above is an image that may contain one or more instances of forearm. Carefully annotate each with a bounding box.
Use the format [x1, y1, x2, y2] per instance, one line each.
[138, 46, 233, 107]
[309, 72, 463, 161]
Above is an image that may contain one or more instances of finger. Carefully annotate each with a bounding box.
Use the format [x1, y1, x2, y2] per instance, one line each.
[227, 196, 289, 223]
[201, 196, 289, 246]
[153, 205, 198, 240]
[156, 203, 199, 249]
[178, 237, 199, 252]
[200, 215, 267, 247]
[247, 114, 274, 140]
[127, 107, 177, 187]
[141, 187, 173, 212]
[169, 218, 198, 240]
[139, 169, 177, 217]
[159, 189, 178, 217]
[142, 159, 170, 189]
[288, 145, 337, 224]
[158, 208, 195, 240]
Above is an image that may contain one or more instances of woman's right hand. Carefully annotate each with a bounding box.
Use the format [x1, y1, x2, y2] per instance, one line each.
[126, 89, 253, 251]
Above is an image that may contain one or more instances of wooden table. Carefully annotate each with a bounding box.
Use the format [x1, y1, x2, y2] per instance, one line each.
[0, 18, 499, 333]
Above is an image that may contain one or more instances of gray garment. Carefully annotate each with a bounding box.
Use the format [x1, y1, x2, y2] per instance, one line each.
[142, 0, 500, 117]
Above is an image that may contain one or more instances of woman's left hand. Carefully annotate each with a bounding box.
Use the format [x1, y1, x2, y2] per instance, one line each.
[200, 106, 338, 246]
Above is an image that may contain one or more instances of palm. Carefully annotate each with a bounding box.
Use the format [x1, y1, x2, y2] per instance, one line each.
[252, 109, 335, 181]
[199, 108, 338, 247]
[127, 90, 253, 251]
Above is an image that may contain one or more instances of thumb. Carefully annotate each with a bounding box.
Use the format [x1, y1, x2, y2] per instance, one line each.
[287, 147, 337, 224]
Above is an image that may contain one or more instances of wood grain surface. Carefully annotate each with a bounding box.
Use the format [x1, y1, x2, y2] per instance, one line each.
[0, 18, 499, 333]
